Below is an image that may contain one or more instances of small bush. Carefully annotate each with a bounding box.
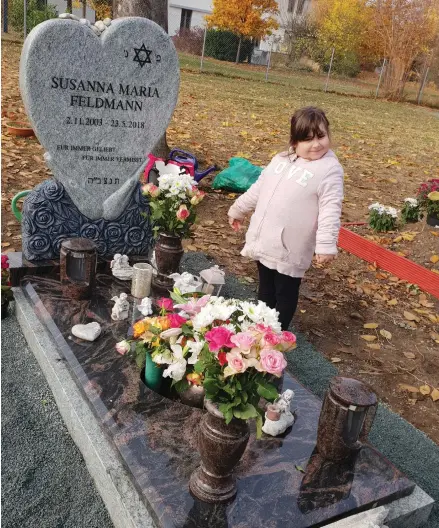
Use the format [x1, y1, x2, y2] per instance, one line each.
[205, 29, 253, 63]
[9, 0, 57, 33]
[172, 27, 205, 56]
[368, 203, 398, 232]
[401, 198, 422, 223]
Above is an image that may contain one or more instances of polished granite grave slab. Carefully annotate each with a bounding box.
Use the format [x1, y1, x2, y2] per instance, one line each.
[20, 274, 416, 528]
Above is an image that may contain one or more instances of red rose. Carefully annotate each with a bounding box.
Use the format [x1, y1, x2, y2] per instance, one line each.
[218, 352, 227, 366]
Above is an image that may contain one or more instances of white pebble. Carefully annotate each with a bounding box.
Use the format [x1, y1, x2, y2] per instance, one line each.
[103, 18, 112, 26]
[79, 18, 91, 26]
[95, 20, 106, 31]
[91, 25, 101, 35]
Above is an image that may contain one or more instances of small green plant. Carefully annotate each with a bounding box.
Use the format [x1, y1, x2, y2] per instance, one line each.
[401, 198, 422, 223]
[417, 179, 439, 217]
[9, 0, 58, 34]
[368, 203, 398, 232]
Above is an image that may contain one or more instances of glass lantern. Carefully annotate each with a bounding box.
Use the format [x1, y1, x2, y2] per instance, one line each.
[60, 238, 97, 300]
[199, 265, 225, 296]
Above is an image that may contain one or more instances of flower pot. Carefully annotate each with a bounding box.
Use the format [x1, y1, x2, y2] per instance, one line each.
[6, 121, 35, 137]
[189, 400, 250, 503]
[152, 233, 184, 293]
[144, 350, 164, 392]
[179, 385, 205, 408]
[427, 213, 439, 227]
[1, 300, 9, 319]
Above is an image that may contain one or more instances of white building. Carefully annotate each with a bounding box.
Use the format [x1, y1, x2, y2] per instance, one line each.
[168, 1, 212, 36]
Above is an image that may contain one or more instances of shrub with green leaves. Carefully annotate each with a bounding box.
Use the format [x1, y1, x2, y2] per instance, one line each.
[9, 0, 58, 33]
[368, 202, 398, 232]
[401, 198, 422, 223]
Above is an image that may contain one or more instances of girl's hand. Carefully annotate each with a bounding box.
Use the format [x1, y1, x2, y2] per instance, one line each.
[315, 254, 336, 265]
[228, 216, 242, 232]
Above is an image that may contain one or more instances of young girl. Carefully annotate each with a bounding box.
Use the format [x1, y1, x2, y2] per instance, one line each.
[228, 106, 344, 331]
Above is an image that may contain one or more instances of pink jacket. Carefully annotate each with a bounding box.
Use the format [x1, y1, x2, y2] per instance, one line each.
[228, 150, 344, 277]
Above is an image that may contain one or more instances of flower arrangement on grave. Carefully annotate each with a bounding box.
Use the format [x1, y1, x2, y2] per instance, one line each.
[1, 254, 13, 316]
[368, 202, 398, 232]
[142, 173, 205, 239]
[116, 290, 296, 438]
[401, 197, 422, 224]
[417, 179, 439, 224]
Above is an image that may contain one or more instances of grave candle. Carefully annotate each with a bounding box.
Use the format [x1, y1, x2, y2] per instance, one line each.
[131, 263, 153, 298]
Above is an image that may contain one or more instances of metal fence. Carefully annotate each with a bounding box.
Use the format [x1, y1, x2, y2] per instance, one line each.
[173, 25, 439, 108]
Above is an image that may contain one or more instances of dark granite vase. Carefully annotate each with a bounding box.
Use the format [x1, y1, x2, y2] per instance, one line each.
[1, 300, 9, 319]
[189, 400, 250, 503]
[427, 213, 439, 227]
[153, 233, 184, 294]
[179, 385, 205, 408]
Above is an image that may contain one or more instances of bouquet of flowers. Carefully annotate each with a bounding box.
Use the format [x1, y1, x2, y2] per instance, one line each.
[368, 202, 398, 232]
[142, 172, 205, 238]
[1, 254, 13, 304]
[116, 291, 296, 437]
[417, 179, 439, 218]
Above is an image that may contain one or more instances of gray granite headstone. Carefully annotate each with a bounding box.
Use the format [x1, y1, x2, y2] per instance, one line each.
[20, 17, 179, 220]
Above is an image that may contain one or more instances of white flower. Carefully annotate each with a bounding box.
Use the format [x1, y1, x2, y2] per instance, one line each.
[238, 300, 281, 333]
[404, 198, 418, 207]
[158, 173, 196, 197]
[368, 202, 385, 214]
[186, 337, 205, 364]
[162, 343, 187, 381]
[385, 206, 398, 218]
[192, 307, 216, 330]
[160, 328, 183, 340]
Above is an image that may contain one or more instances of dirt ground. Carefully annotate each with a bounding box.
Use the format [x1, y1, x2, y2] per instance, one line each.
[2, 39, 439, 443]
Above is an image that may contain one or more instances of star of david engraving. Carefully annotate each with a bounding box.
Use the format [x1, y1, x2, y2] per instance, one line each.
[133, 43, 152, 68]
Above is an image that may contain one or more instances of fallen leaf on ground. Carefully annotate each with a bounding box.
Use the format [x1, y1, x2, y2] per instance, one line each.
[431, 389, 439, 402]
[367, 343, 381, 350]
[403, 351, 416, 359]
[364, 322, 378, 329]
[295, 465, 305, 473]
[361, 335, 377, 342]
[431, 332, 439, 343]
[387, 298, 398, 306]
[398, 384, 419, 393]
[380, 329, 392, 340]
[419, 385, 431, 395]
[430, 255, 439, 264]
[404, 311, 420, 322]
[331, 357, 342, 363]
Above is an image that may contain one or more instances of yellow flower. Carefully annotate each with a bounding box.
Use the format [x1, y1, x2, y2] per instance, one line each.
[133, 320, 146, 338]
[428, 191, 439, 201]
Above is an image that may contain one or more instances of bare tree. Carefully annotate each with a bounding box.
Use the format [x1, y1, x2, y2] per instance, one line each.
[112, 0, 170, 157]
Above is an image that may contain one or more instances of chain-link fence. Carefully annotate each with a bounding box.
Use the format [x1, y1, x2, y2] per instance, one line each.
[173, 26, 439, 109]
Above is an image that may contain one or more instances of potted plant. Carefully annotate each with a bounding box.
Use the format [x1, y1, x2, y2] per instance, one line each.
[117, 289, 297, 503]
[142, 172, 205, 291]
[368, 202, 398, 232]
[1, 255, 13, 318]
[5, 121, 35, 137]
[401, 198, 422, 224]
[417, 179, 439, 227]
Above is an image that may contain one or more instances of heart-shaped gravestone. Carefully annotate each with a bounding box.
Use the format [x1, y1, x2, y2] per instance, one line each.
[20, 17, 179, 220]
[71, 322, 102, 341]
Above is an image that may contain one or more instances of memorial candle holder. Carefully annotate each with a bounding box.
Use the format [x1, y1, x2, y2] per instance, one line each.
[60, 238, 97, 300]
[131, 263, 153, 298]
[316, 377, 377, 461]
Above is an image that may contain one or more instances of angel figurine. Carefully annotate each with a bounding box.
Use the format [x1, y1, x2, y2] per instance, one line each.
[111, 292, 130, 321]
[262, 389, 295, 436]
[111, 254, 133, 281]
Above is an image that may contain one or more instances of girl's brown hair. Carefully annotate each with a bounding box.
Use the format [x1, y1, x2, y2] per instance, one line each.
[290, 106, 330, 147]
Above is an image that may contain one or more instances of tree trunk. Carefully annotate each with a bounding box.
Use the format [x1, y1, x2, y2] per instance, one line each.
[383, 56, 407, 101]
[112, 0, 170, 157]
[66, 0, 72, 14]
[235, 36, 242, 64]
[82, 0, 86, 18]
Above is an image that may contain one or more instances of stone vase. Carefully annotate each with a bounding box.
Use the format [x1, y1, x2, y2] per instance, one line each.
[152, 233, 184, 294]
[179, 385, 205, 408]
[189, 400, 250, 503]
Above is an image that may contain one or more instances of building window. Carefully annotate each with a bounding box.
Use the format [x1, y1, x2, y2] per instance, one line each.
[287, 0, 296, 12]
[297, 0, 306, 15]
[180, 9, 192, 30]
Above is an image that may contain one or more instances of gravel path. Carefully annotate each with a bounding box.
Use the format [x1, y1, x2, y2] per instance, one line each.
[1, 307, 113, 528]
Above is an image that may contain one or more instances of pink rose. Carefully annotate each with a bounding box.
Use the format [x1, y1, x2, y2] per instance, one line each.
[176, 204, 190, 221]
[224, 351, 248, 377]
[260, 349, 287, 377]
[115, 340, 130, 355]
[141, 183, 160, 198]
[157, 298, 173, 311]
[261, 331, 281, 348]
[190, 191, 206, 206]
[205, 326, 235, 352]
[280, 331, 297, 351]
[168, 313, 187, 328]
[230, 331, 256, 351]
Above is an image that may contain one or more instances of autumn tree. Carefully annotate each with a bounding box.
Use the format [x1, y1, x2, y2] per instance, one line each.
[206, 0, 279, 63]
[368, 0, 439, 100]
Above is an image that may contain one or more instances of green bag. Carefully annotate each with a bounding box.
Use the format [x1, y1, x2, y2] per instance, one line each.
[212, 157, 263, 193]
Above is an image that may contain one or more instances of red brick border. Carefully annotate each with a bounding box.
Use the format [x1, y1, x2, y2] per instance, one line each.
[338, 226, 439, 299]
